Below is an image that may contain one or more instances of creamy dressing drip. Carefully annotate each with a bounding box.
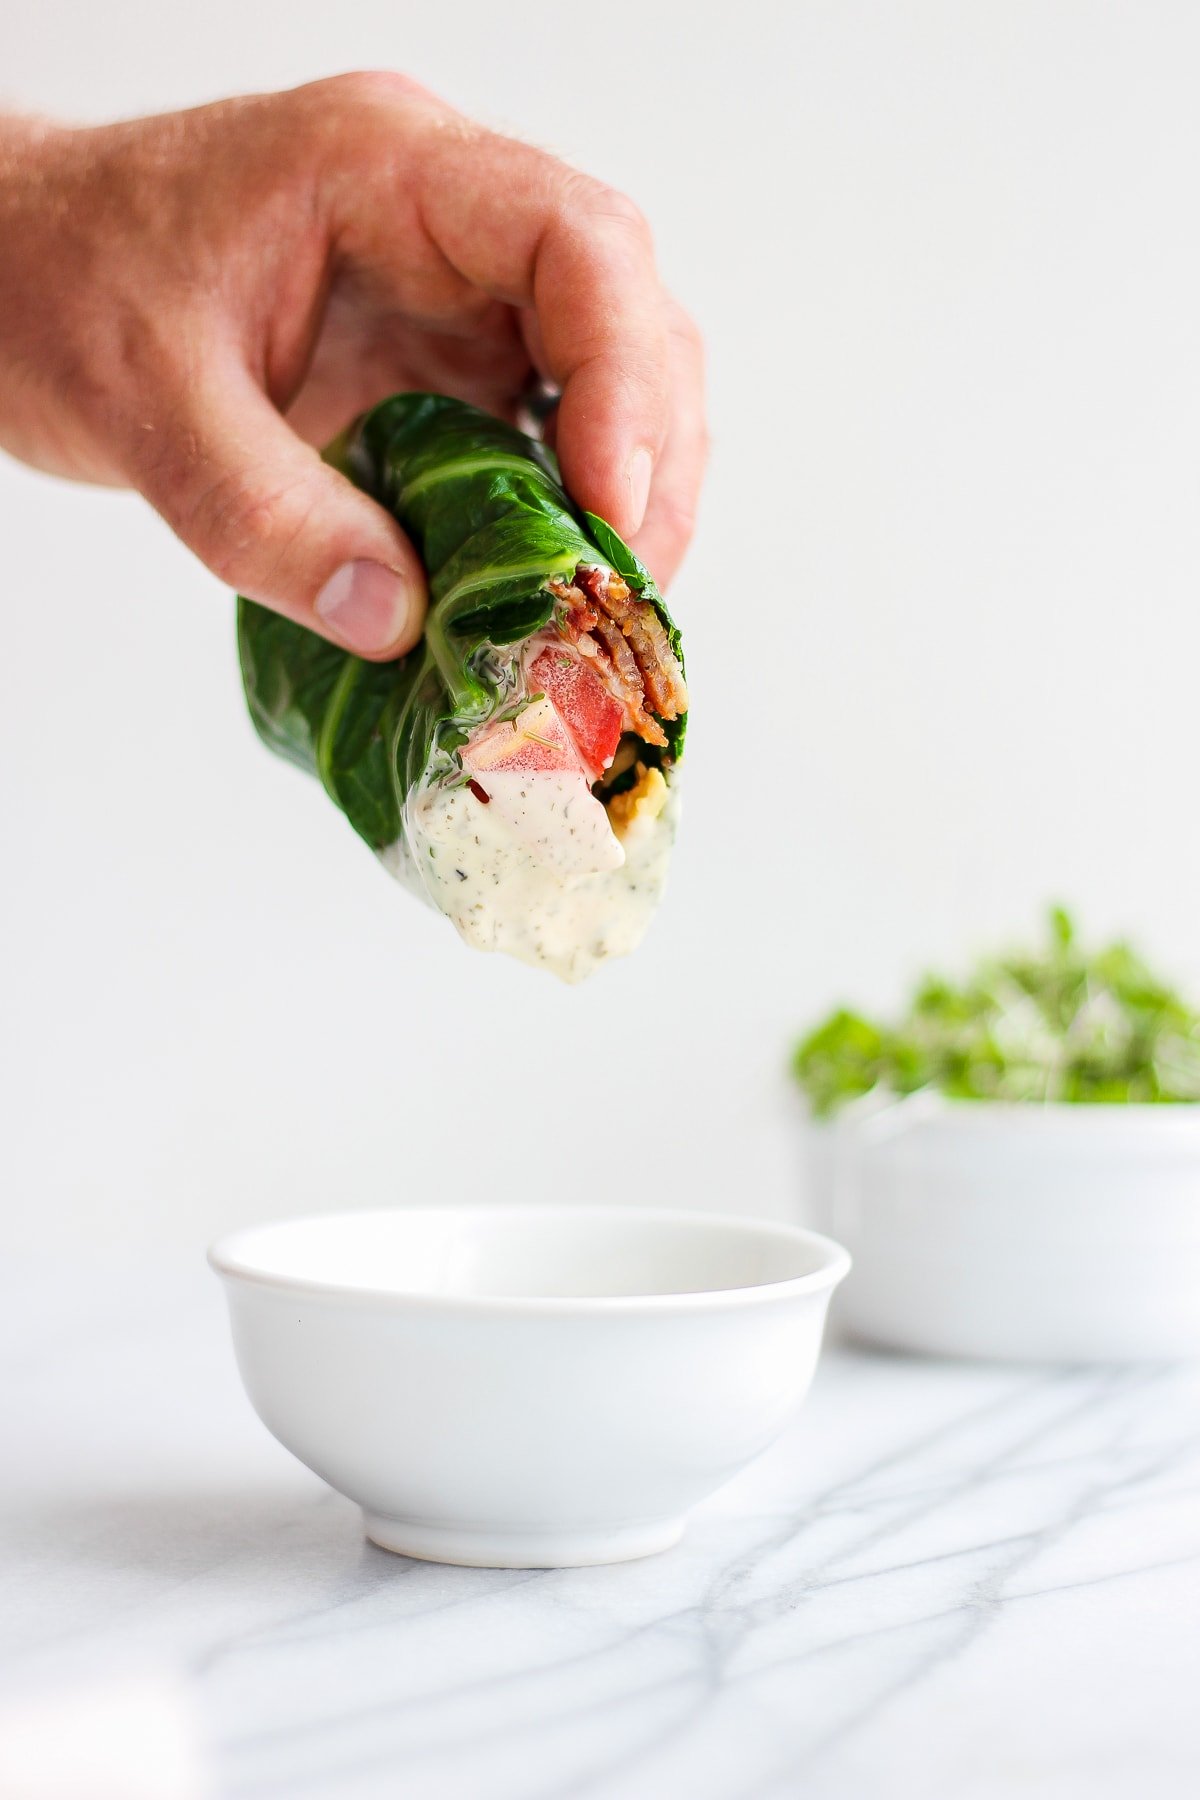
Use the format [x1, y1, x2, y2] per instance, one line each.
[373, 602, 680, 981]
[386, 770, 678, 983]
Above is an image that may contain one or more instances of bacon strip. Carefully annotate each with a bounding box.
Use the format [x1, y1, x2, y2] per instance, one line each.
[551, 562, 683, 752]
[576, 565, 632, 619]
[604, 649, 669, 748]
[591, 612, 642, 696]
[623, 610, 687, 718]
[584, 618, 663, 748]
[578, 566, 688, 722]
[547, 577, 598, 635]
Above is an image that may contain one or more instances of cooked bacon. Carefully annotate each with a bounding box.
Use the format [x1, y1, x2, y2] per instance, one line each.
[583, 569, 687, 722]
[622, 614, 677, 716]
[550, 562, 682, 752]
[591, 611, 642, 695]
[576, 564, 632, 619]
[547, 576, 598, 634]
[621, 607, 689, 720]
[589, 615, 667, 749]
[631, 709, 668, 751]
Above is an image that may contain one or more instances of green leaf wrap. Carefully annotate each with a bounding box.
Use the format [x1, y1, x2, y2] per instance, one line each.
[237, 393, 686, 853]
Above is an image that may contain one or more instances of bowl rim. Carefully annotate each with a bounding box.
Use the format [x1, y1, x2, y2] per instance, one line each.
[207, 1203, 852, 1315]
[820, 1092, 1200, 1131]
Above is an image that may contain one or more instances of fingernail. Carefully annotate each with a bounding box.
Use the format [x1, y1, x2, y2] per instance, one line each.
[626, 447, 653, 533]
[314, 561, 412, 654]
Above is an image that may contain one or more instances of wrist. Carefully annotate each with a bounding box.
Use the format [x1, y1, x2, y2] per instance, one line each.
[0, 117, 125, 483]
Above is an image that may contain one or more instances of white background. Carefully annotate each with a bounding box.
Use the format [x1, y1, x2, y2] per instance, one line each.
[3, 1, 1199, 1250]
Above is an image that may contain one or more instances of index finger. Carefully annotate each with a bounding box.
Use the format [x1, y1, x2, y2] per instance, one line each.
[627, 299, 708, 588]
[392, 118, 672, 537]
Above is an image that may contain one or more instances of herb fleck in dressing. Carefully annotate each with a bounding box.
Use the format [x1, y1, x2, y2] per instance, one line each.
[398, 770, 678, 983]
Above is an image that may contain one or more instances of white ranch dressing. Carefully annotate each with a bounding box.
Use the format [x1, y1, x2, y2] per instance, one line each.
[391, 770, 677, 983]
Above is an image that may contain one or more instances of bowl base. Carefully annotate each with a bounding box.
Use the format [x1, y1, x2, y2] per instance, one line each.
[362, 1510, 687, 1569]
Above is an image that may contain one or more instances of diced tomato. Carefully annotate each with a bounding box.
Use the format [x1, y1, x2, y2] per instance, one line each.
[462, 696, 580, 776]
[528, 648, 624, 776]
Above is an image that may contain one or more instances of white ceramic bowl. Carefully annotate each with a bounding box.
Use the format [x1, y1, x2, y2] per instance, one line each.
[209, 1205, 849, 1568]
[811, 1095, 1200, 1360]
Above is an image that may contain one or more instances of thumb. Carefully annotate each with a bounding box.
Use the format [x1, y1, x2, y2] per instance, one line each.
[135, 369, 427, 659]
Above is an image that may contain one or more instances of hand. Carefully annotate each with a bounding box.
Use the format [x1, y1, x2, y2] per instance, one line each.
[0, 75, 707, 658]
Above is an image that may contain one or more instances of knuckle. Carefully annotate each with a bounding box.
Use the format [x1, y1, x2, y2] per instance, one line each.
[595, 180, 646, 228]
[594, 185, 652, 244]
[573, 345, 669, 422]
[294, 69, 418, 117]
[326, 68, 402, 99]
[637, 367, 673, 425]
[558, 169, 651, 240]
[283, 71, 432, 173]
[182, 467, 311, 587]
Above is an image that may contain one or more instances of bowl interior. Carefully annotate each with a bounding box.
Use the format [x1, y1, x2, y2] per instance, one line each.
[211, 1206, 843, 1302]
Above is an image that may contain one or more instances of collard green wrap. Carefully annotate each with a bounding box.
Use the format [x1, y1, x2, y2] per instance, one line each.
[237, 393, 686, 867]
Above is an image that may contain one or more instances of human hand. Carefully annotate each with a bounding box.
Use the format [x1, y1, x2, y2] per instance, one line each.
[0, 75, 706, 658]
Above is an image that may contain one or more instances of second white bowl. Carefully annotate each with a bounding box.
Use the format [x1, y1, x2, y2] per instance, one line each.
[811, 1096, 1200, 1360]
[209, 1205, 849, 1568]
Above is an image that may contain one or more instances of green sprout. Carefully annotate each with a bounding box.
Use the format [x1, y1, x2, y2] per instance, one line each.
[792, 909, 1200, 1116]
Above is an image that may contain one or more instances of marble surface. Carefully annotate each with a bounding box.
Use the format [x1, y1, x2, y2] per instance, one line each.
[3, 1255, 1200, 1800]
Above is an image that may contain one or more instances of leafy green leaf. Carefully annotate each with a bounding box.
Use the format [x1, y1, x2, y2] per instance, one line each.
[237, 394, 688, 855]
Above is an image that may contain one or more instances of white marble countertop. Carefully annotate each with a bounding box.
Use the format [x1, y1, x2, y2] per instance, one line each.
[3, 1254, 1200, 1800]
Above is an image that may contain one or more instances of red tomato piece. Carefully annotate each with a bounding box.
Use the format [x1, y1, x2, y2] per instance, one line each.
[529, 648, 624, 776]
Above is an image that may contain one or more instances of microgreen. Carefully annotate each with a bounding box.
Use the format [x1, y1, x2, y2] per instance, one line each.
[792, 909, 1200, 1115]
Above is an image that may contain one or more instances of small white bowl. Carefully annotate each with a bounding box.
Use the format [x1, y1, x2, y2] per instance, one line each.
[810, 1095, 1200, 1360]
[209, 1205, 849, 1568]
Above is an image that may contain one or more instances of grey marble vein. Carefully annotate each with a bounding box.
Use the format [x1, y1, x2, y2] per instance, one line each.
[2, 1257, 1199, 1800]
